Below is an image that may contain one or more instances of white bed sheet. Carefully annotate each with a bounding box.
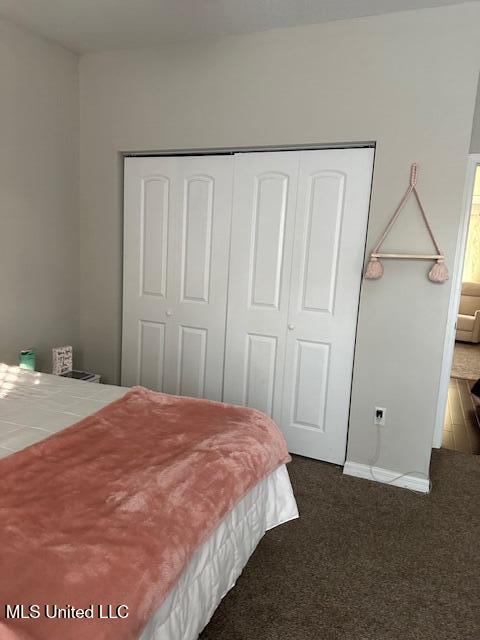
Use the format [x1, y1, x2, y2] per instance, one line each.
[0, 365, 298, 639]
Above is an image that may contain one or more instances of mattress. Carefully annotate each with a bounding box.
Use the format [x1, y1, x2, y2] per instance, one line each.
[0, 365, 298, 639]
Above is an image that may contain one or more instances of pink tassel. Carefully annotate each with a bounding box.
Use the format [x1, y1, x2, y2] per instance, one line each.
[428, 258, 449, 283]
[364, 256, 384, 280]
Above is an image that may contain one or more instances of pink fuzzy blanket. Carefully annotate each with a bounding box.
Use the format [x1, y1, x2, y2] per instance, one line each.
[0, 387, 291, 640]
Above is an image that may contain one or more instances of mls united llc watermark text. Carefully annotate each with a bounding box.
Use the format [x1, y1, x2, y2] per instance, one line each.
[4, 604, 129, 620]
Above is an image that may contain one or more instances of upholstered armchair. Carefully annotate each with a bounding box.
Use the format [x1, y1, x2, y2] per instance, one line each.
[456, 282, 480, 343]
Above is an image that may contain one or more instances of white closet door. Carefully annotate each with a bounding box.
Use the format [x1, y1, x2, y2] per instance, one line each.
[123, 148, 373, 463]
[223, 152, 300, 421]
[281, 148, 374, 463]
[122, 155, 233, 400]
[165, 155, 234, 399]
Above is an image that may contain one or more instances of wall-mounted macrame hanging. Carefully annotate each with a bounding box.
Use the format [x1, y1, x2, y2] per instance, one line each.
[364, 163, 448, 283]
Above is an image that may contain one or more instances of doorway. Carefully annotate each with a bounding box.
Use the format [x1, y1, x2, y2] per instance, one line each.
[436, 159, 480, 453]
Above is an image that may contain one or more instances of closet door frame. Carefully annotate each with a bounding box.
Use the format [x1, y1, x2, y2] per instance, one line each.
[121, 143, 375, 456]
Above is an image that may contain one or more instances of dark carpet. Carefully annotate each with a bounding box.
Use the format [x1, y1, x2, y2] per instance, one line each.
[200, 450, 480, 640]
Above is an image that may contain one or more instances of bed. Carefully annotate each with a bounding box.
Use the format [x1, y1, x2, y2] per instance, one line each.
[0, 365, 298, 640]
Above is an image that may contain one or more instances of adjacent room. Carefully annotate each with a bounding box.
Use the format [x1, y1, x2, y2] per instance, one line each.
[1, 1, 480, 639]
[443, 165, 480, 454]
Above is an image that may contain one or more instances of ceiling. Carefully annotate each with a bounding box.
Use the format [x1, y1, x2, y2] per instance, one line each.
[0, 0, 472, 54]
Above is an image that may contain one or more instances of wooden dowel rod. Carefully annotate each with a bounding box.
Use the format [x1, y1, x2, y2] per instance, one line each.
[371, 253, 443, 260]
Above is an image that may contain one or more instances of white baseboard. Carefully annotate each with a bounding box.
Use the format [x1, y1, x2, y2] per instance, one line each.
[343, 461, 430, 494]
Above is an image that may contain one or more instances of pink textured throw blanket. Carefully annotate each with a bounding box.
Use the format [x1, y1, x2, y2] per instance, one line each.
[0, 387, 290, 640]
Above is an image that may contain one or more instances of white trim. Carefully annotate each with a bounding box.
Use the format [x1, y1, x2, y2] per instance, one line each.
[432, 154, 480, 449]
[343, 461, 430, 493]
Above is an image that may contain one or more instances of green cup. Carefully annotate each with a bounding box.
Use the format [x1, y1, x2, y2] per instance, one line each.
[19, 349, 36, 371]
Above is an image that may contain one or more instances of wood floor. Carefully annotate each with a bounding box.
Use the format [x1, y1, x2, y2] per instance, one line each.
[442, 377, 480, 454]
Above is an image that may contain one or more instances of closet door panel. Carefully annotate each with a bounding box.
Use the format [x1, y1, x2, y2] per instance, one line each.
[181, 176, 214, 303]
[291, 340, 329, 430]
[249, 173, 289, 308]
[223, 152, 300, 421]
[243, 333, 278, 415]
[138, 320, 166, 390]
[301, 172, 345, 312]
[122, 156, 179, 390]
[142, 176, 169, 298]
[122, 155, 233, 400]
[282, 148, 374, 464]
[162, 156, 233, 400]
[177, 325, 207, 398]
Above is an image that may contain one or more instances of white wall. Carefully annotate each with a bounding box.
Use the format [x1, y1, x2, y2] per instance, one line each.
[0, 19, 79, 372]
[79, 3, 480, 479]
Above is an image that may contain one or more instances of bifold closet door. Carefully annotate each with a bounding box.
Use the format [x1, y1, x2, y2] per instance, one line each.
[222, 152, 300, 424]
[281, 148, 374, 463]
[122, 155, 233, 400]
[223, 148, 374, 464]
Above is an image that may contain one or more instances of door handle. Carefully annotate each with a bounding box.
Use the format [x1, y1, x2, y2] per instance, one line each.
[165, 310, 173, 317]
[288, 323, 295, 331]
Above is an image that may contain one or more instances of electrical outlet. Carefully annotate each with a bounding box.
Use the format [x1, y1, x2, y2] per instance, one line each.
[374, 407, 386, 426]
